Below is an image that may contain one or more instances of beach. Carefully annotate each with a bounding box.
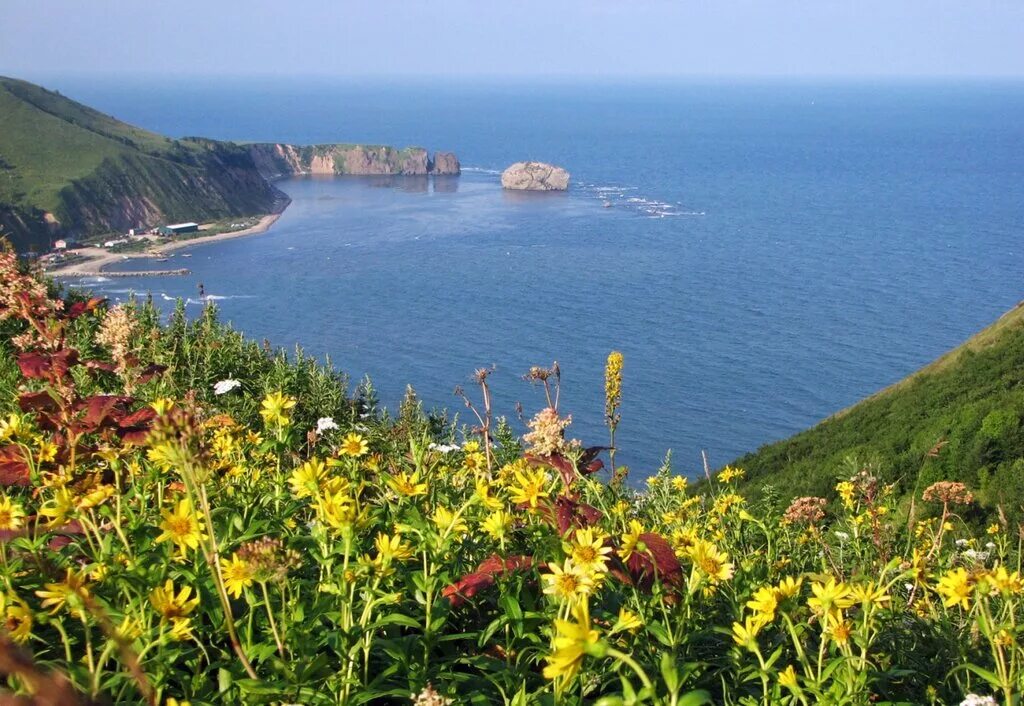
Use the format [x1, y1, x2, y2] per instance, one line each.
[45, 212, 284, 277]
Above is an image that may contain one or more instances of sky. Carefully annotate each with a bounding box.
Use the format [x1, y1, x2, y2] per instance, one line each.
[2, 0, 1023, 80]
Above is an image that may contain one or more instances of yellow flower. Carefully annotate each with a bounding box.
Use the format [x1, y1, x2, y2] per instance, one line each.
[77, 484, 114, 510]
[564, 527, 613, 575]
[474, 479, 503, 510]
[290, 457, 327, 499]
[220, 554, 254, 598]
[671, 476, 688, 492]
[618, 519, 645, 561]
[543, 601, 600, 683]
[259, 391, 296, 428]
[0, 413, 25, 442]
[731, 615, 765, 650]
[4, 600, 33, 643]
[509, 468, 550, 509]
[986, 566, 1023, 595]
[317, 492, 361, 532]
[388, 470, 428, 497]
[604, 351, 623, 421]
[156, 498, 207, 556]
[688, 539, 734, 583]
[150, 580, 200, 622]
[935, 567, 974, 610]
[36, 568, 90, 619]
[807, 578, 855, 622]
[609, 607, 643, 634]
[0, 495, 25, 531]
[746, 585, 780, 620]
[542, 559, 594, 601]
[36, 439, 58, 464]
[38, 487, 76, 527]
[717, 465, 745, 483]
[987, 523, 1001, 535]
[374, 531, 414, 564]
[339, 433, 369, 458]
[836, 481, 856, 509]
[462, 449, 487, 473]
[431, 506, 468, 539]
[481, 510, 513, 541]
[776, 576, 803, 600]
[850, 581, 891, 609]
[168, 617, 194, 641]
[829, 620, 853, 645]
[778, 664, 798, 689]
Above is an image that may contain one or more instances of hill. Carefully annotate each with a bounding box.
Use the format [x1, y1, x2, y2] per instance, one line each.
[0, 76, 287, 252]
[731, 300, 1024, 517]
[0, 77, 459, 253]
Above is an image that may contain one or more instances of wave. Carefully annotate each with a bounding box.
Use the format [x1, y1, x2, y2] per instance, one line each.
[576, 182, 706, 218]
[460, 166, 502, 175]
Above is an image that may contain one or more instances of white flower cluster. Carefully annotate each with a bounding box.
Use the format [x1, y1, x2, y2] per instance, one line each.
[213, 379, 241, 395]
[834, 531, 850, 542]
[960, 695, 998, 706]
[316, 417, 339, 434]
[428, 442, 461, 454]
[962, 549, 990, 564]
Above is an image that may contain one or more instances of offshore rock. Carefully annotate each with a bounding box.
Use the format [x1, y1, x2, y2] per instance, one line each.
[430, 151, 461, 175]
[501, 162, 570, 191]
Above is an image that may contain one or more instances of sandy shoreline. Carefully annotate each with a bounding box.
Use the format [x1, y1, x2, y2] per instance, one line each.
[45, 211, 284, 278]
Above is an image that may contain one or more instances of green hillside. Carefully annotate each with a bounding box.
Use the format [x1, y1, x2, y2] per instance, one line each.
[0, 76, 283, 252]
[731, 301, 1024, 517]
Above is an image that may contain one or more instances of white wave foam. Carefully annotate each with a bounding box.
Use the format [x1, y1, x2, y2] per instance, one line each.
[461, 166, 502, 175]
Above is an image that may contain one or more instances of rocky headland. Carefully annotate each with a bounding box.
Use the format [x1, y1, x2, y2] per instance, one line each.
[0, 76, 460, 252]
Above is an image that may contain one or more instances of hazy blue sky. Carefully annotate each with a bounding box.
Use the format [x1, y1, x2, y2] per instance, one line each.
[3, 0, 1023, 79]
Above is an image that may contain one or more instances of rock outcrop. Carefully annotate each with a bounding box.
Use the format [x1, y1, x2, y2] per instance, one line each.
[501, 162, 570, 191]
[430, 152, 461, 175]
[247, 144, 460, 179]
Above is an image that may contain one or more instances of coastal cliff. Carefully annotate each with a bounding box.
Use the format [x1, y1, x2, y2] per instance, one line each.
[247, 144, 460, 179]
[0, 76, 459, 252]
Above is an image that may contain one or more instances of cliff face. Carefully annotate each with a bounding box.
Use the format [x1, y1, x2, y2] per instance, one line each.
[247, 144, 461, 179]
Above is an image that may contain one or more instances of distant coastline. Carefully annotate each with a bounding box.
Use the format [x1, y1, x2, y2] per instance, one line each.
[46, 211, 286, 277]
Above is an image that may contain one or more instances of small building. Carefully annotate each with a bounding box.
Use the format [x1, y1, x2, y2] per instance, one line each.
[53, 239, 67, 250]
[158, 222, 199, 236]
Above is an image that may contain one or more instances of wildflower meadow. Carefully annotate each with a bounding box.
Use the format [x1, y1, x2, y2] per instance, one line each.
[0, 244, 1021, 705]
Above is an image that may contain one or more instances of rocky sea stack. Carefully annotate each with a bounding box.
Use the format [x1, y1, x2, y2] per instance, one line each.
[501, 161, 570, 191]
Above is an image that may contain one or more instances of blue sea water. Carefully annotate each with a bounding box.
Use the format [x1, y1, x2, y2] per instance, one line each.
[51, 76, 1024, 478]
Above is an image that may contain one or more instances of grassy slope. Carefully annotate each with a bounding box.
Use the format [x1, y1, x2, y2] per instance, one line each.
[0, 77, 284, 252]
[732, 301, 1024, 516]
[0, 77, 177, 212]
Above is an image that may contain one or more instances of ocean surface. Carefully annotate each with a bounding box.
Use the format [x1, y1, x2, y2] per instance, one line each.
[50, 76, 1024, 479]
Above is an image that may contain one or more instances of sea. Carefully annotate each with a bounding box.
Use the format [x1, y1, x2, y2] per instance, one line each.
[48, 76, 1024, 479]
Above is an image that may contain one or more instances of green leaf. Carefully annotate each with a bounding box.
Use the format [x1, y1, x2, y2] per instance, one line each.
[677, 691, 713, 706]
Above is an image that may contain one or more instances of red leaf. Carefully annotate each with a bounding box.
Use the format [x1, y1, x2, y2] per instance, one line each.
[16, 352, 51, 379]
[625, 533, 684, 591]
[137, 363, 167, 384]
[80, 395, 133, 430]
[83, 360, 118, 373]
[65, 297, 106, 320]
[555, 496, 604, 535]
[442, 554, 534, 608]
[19, 390, 58, 415]
[119, 407, 156, 428]
[0, 445, 31, 486]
